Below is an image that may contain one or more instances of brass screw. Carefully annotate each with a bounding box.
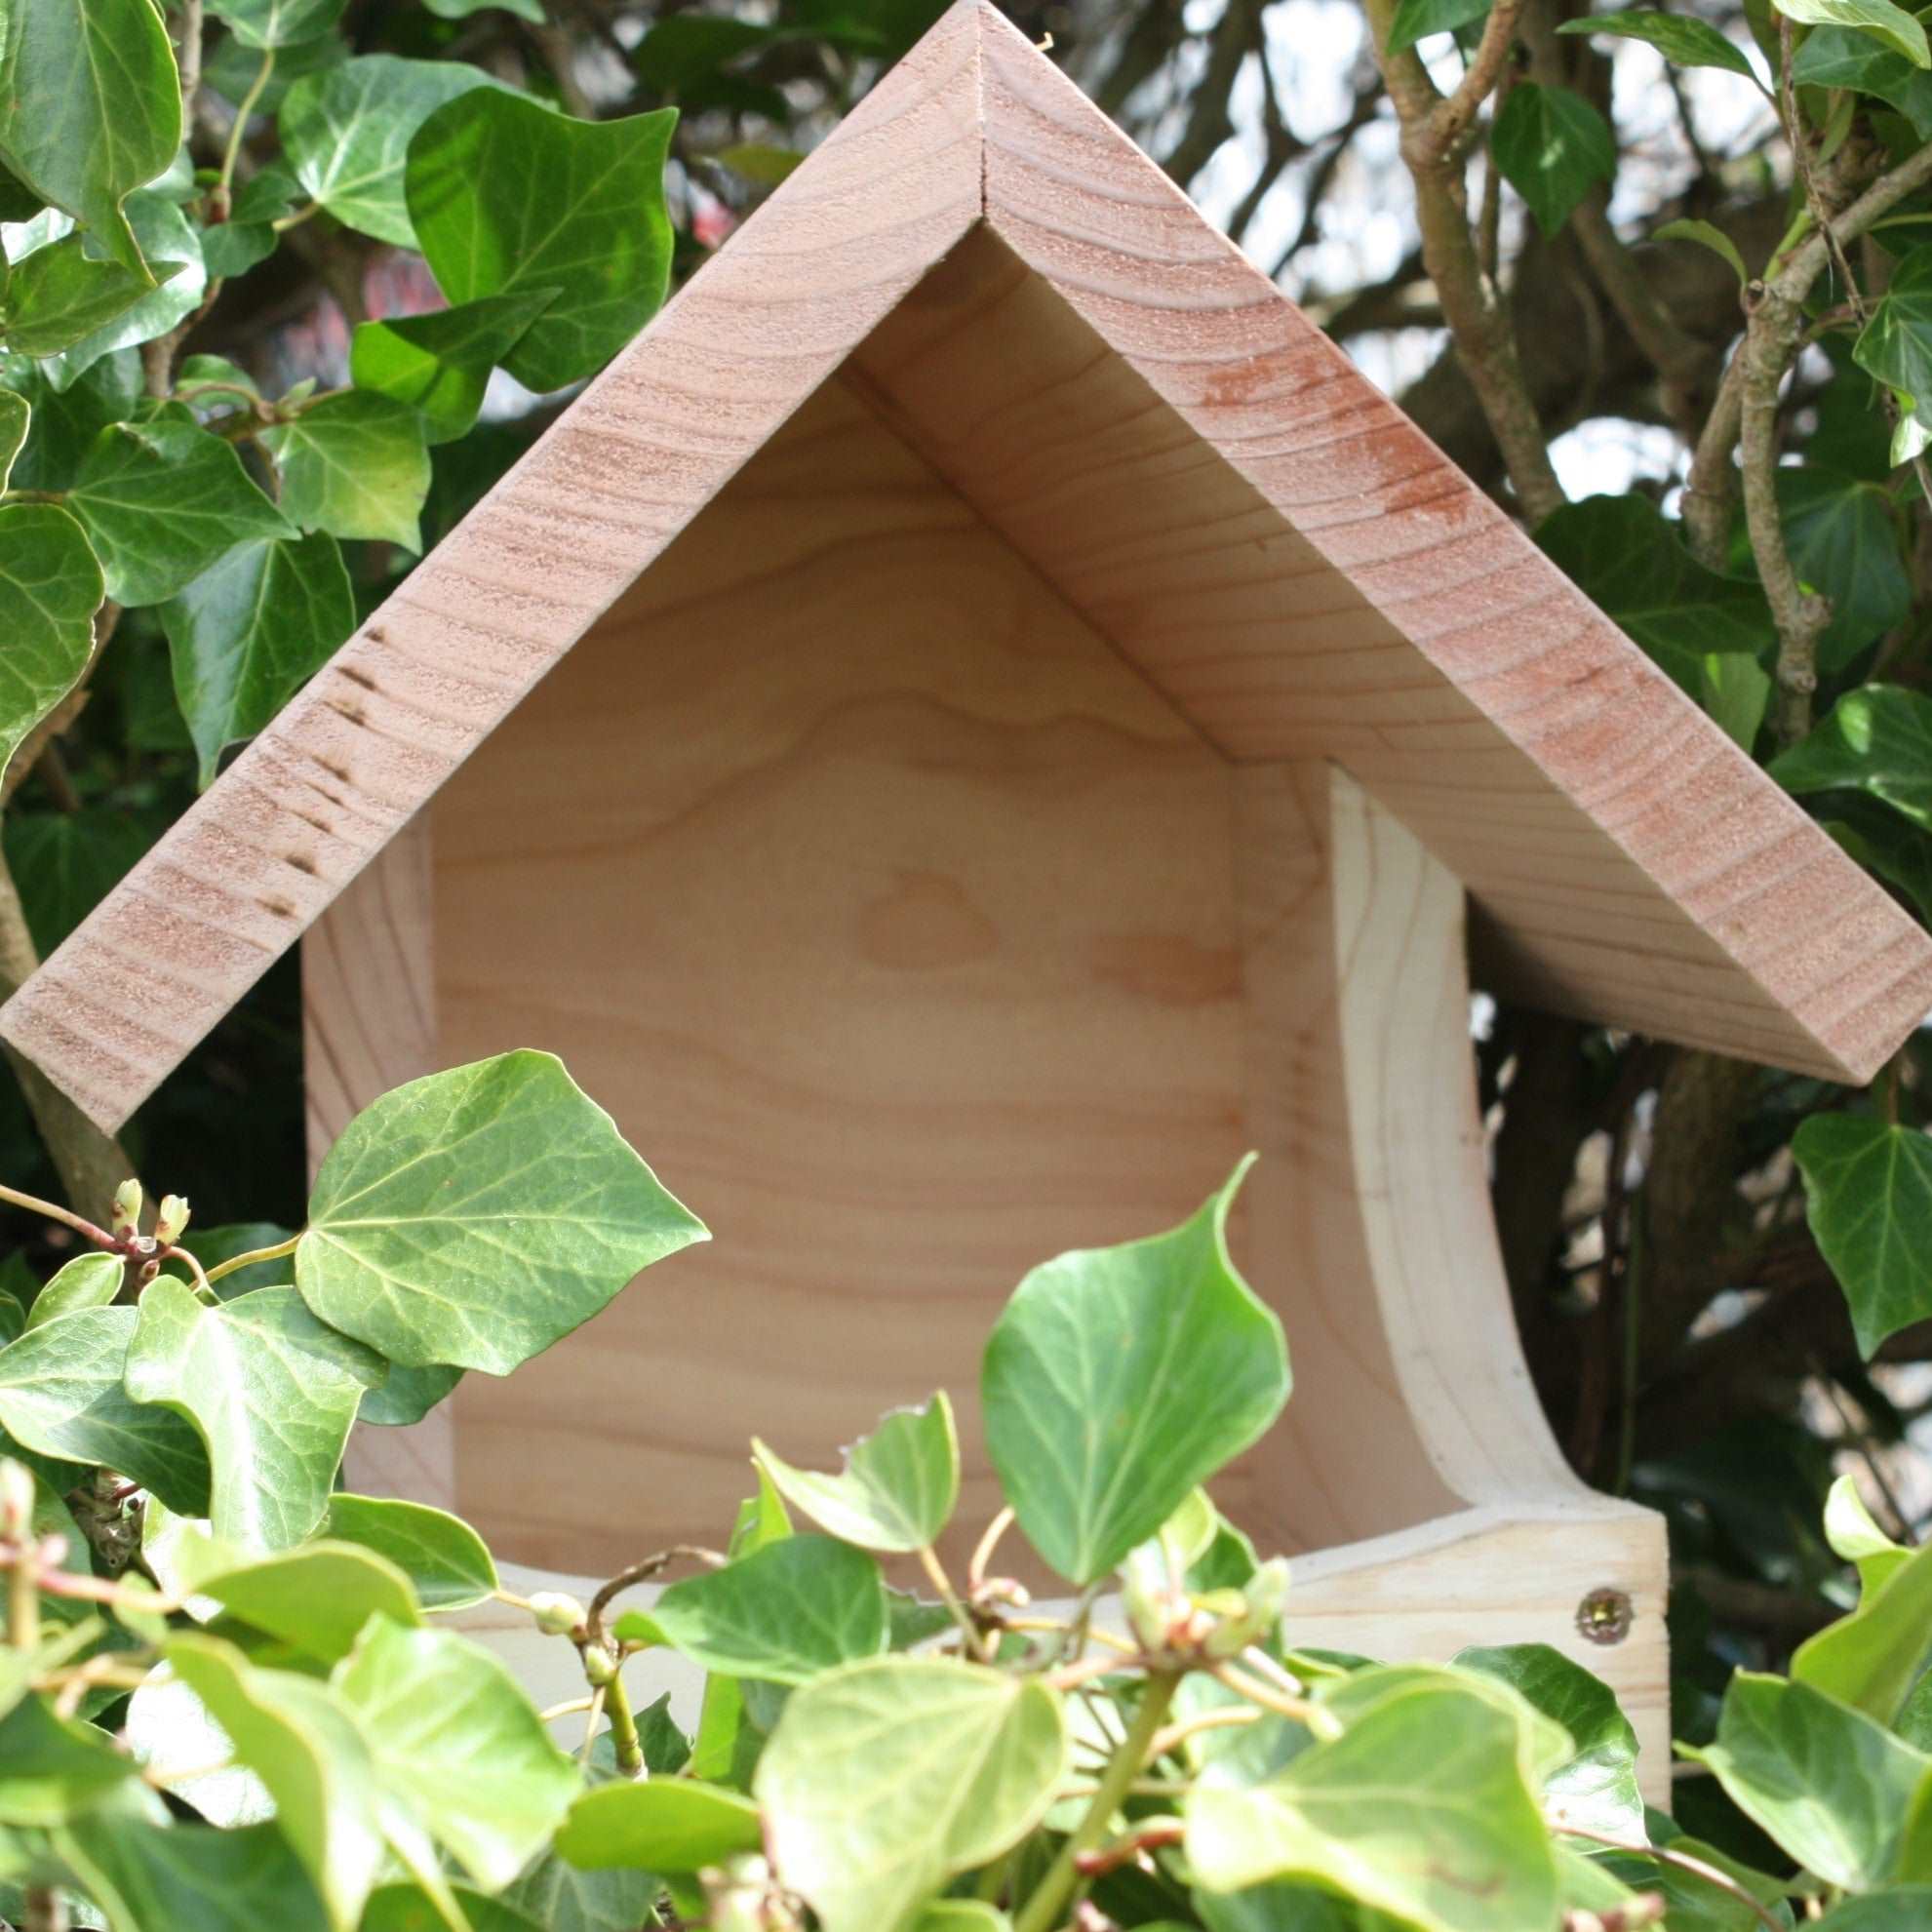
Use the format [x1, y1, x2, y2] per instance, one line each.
[1576, 1587, 1635, 1646]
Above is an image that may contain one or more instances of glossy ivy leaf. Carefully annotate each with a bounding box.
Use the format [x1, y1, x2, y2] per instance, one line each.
[501, 1852, 659, 1932]
[555, 1778, 764, 1871]
[1197, 1887, 1414, 1932]
[0, 1694, 144, 1825]
[1793, 1535, 1932, 1723]
[261, 392, 432, 552]
[0, 349, 140, 493]
[191, 1543, 421, 1662]
[0, 503, 103, 789]
[0, 0, 181, 280]
[0, 387, 22, 491]
[362, 1884, 542, 1932]
[1818, 1894, 1932, 1927]
[0, 237, 153, 358]
[1491, 83, 1616, 237]
[1794, 27, 1932, 135]
[1655, 217, 1750, 285]
[124, 1280, 387, 1550]
[406, 92, 677, 393]
[1188, 1683, 1558, 1930]
[1857, 246, 1932, 415]
[619, 1535, 887, 1684]
[424, 0, 545, 19]
[334, 1615, 580, 1890]
[1557, 10, 1757, 75]
[4, 807, 155, 955]
[1454, 1644, 1642, 1838]
[280, 58, 503, 251]
[55, 1817, 331, 1932]
[22, 1253, 122, 1331]
[357, 1362, 465, 1428]
[983, 1157, 1285, 1585]
[1685, 1671, 1932, 1889]
[753, 1392, 960, 1553]
[1824, 1473, 1911, 1595]
[755, 1658, 1068, 1932]
[350, 291, 556, 444]
[165, 1635, 386, 1931]
[37, 196, 205, 391]
[212, 0, 349, 49]
[160, 530, 357, 788]
[1793, 1114, 1932, 1356]
[297, 1050, 708, 1374]
[1774, 0, 1930, 65]
[319, 1495, 496, 1610]
[1778, 467, 1912, 668]
[0, 1307, 210, 1513]
[1774, 685, 1932, 829]
[1702, 649, 1772, 751]
[67, 411, 295, 608]
[1384, 0, 1489, 55]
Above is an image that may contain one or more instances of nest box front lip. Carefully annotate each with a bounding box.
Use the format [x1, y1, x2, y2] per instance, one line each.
[1, 0, 1928, 1136]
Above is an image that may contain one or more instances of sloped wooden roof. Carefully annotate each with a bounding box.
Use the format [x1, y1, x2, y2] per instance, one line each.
[5, 0, 1929, 1130]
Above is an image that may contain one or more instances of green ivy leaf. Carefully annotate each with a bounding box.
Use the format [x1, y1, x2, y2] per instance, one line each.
[356, 1362, 464, 1427]
[1778, 466, 1912, 667]
[319, 1494, 497, 1610]
[556, 1778, 764, 1871]
[0, 348, 140, 492]
[159, 530, 357, 788]
[4, 808, 155, 955]
[296, 1051, 707, 1375]
[0, 1308, 210, 1513]
[67, 411, 295, 608]
[0, 502, 103, 789]
[618, 1535, 887, 1684]
[0, 387, 23, 492]
[1654, 217, 1750, 284]
[1817, 1893, 1932, 1928]
[753, 1393, 960, 1554]
[280, 58, 503, 250]
[0, 238, 155, 358]
[1384, 0, 1490, 55]
[1185, 1685, 1560, 1931]
[715, 141, 805, 184]
[210, 0, 349, 50]
[0, 1694, 144, 1825]
[124, 1280, 387, 1550]
[0, 0, 181, 279]
[1794, 1114, 1932, 1358]
[424, 0, 545, 19]
[1683, 1671, 1932, 1888]
[1857, 247, 1932, 414]
[502, 1853, 658, 1932]
[1774, 685, 1932, 830]
[33, 196, 205, 390]
[188, 1543, 421, 1663]
[1793, 27, 1932, 135]
[362, 1884, 542, 1932]
[1701, 649, 1772, 750]
[982, 1158, 1285, 1586]
[754, 1658, 1068, 1932]
[333, 1615, 579, 1890]
[1793, 1531, 1932, 1723]
[260, 392, 431, 552]
[1196, 1882, 1414, 1931]
[349, 291, 555, 443]
[1491, 83, 1617, 236]
[22, 1253, 122, 1332]
[406, 92, 677, 392]
[55, 1817, 331, 1932]
[1556, 11, 1758, 75]
[1774, 0, 1930, 65]
[1823, 1473, 1911, 1596]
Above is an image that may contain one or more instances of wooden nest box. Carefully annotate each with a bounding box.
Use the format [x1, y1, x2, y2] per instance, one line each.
[7, 0, 1932, 1785]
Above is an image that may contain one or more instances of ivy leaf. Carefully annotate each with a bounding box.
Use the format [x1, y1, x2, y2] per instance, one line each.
[982, 1158, 1286, 1586]
[0, 348, 141, 492]
[753, 1658, 1068, 1932]
[555, 1779, 764, 1872]
[280, 58, 503, 250]
[617, 1536, 888, 1684]
[424, 0, 545, 20]
[752, 1393, 960, 1553]
[1185, 1685, 1559, 1931]
[1384, 0, 1490, 55]
[332, 1616, 580, 1890]
[1702, 650, 1773, 751]
[0, 1308, 211, 1513]
[159, 530, 357, 787]
[0, 0, 181, 280]
[0, 1694, 145, 1825]
[362, 1884, 542, 1932]
[188, 1544, 421, 1663]
[1793, 27, 1932, 135]
[1654, 217, 1750, 284]
[22, 1253, 123, 1332]
[357, 1362, 465, 1427]
[297, 1051, 707, 1374]
[1817, 1895, 1932, 1928]
[124, 1280, 387, 1551]
[0, 387, 23, 491]
[715, 142, 805, 185]
[1824, 1473, 1911, 1596]
[261, 392, 432, 551]
[502, 1853, 660, 1932]
[1557, 11, 1758, 76]
[0, 502, 103, 789]
[406, 92, 677, 392]
[1491, 83, 1617, 236]
[1683, 1671, 1932, 1888]
[1793, 1537, 1932, 1724]
[1794, 1117, 1932, 1358]
[55, 1817, 331, 1932]
[350, 291, 555, 443]
[35, 196, 205, 390]
[3, 808, 155, 956]
[1, 238, 155, 358]
[1778, 467, 1913, 668]
[1772, 686, 1932, 829]
[319, 1494, 498, 1610]
[210, 0, 349, 49]
[67, 411, 295, 608]
[1857, 247, 1932, 416]
[1773, 0, 1930, 66]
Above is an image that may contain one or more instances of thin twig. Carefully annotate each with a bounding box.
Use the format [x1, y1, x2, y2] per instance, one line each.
[1557, 1828, 1784, 1932]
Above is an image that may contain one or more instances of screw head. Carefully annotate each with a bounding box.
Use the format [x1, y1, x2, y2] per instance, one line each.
[1576, 1587, 1635, 1646]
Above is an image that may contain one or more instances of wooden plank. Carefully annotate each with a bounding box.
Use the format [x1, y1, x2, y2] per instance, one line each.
[0, 1, 987, 1134]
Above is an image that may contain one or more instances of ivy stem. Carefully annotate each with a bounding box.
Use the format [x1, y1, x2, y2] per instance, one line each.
[161, 1244, 218, 1305]
[601, 1659, 646, 1778]
[204, 1234, 300, 1284]
[0, 1182, 117, 1251]
[968, 1507, 1014, 1590]
[1211, 1661, 1341, 1740]
[218, 46, 275, 199]
[1012, 1671, 1180, 1932]
[917, 1544, 979, 1653]
[1557, 1829, 1784, 1932]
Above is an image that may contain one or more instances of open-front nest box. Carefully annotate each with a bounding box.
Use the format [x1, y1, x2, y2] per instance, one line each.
[8, 0, 1932, 1790]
